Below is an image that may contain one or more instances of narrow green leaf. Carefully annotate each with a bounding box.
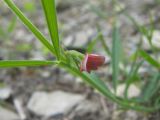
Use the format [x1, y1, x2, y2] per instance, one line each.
[4, 0, 56, 55]
[139, 50, 160, 69]
[90, 4, 107, 19]
[99, 32, 111, 56]
[0, 60, 57, 68]
[0, 27, 5, 37]
[87, 34, 99, 53]
[124, 60, 143, 98]
[41, 0, 60, 60]
[7, 16, 17, 33]
[112, 21, 121, 92]
[85, 72, 110, 91]
[141, 73, 160, 102]
[96, 26, 111, 56]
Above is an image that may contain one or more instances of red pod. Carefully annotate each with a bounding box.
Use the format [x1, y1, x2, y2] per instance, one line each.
[80, 54, 105, 73]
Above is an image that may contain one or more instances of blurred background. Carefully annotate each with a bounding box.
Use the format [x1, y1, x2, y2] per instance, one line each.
[0, 0, 160, 120]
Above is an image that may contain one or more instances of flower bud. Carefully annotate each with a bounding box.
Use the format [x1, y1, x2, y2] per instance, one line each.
[80, 54, 105, 73]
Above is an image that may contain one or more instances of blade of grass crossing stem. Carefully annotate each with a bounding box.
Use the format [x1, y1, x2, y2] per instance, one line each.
[4, 0, 56, 55]
[139, 50, 160, 69]
[112, 21, 121, 92]
[0, 60, 57, 68]
[41, 0, 60, 60]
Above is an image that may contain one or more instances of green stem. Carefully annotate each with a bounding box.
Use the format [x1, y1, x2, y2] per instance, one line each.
[0, 60, 57, 67]
[4, 0, 56, 56]
[41, 0, 61, 60]
[59, 62, 159, 112]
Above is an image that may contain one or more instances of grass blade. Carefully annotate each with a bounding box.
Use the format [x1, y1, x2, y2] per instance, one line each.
[112, 21, 121, 92]
[4, 0, 56, 55]
[41, 0, 60, 60]
[124, 61, 143, 98]
[87, 33, 100, 53]
[90, 4, 107, 19]
[0, 60, 57, 68]
[141, 73, 160, 102]
[139, 50, 160, 69]
[0, 27, 5, 37]
[99, 32, 111, 56]
[7, 16, 17, 33]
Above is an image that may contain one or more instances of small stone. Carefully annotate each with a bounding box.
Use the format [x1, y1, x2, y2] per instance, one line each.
[75, 77, 83, 83]
[27, 91, 85, 117]
[112, 110, 122, 120]
[74, 31, 88, 47]
[112, 110, 140, 120]
[74, 100, 100, 116]
[0, 87, 12, 100]
[115, 2, 125, 12]
[0, 107, 19, 120]
[31, 51, 45, 60]
[138, 67, 148, 74]
[60, 74, 75, 83]
[128, 85, 141, 98]
[116, 84, 140, 98]
[64, 35, 74, 46]
[142, 30, 160, 50]
[13, 98, 26, 120]
[41, 71, 50, 78]
[64, 28, 95, 47]
[116, 84, 126, 97]
[125, 110, 139, 120]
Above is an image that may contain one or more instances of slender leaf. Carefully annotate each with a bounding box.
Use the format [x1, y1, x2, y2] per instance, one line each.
[7, 16, 17, 33]
[41, 0, 60, 60]
[87, 34, 99, 53]
[141, 73, 160, 102]
[0, 60, 57, 68]
[0, 27, 5, 37]
[139, 50, 160, 69]
[4, 0, 56, 55]
[96, 26, 111, 55]
[124, 61, 143, 98]
[99, 32, 111, 56]
[90, 4, 107, 19]
[112, 21, 121, 92]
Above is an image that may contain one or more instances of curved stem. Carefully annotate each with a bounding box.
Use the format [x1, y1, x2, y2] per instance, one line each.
[59, 62, 160, 112]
